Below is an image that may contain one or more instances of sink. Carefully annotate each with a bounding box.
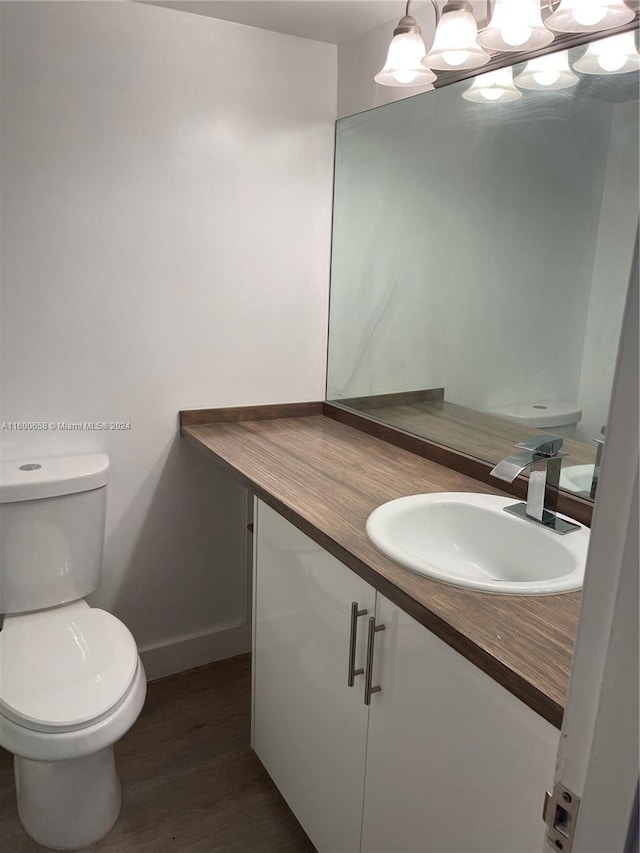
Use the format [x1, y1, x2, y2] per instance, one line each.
[366, 493, 589, 595]
[560, 464, 594, 495]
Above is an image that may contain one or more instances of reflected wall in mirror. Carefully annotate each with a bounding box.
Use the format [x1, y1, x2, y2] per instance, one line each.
[327, 42, 639, 503]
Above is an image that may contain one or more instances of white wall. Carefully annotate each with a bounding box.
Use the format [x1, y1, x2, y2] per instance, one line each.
[575, 100, 639, 444]
[0, 1, 336, 677]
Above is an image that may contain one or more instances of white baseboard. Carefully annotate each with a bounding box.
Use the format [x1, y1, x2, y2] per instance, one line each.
[139, 619, 251, 681]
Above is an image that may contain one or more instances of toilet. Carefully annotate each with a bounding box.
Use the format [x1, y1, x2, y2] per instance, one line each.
[488, 400, 582, 438]
[0, 454, 146, 850]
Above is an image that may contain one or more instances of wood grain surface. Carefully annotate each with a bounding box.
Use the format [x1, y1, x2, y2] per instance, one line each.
[0, 656, 314, 853]
[336, 397, 598, 467]
[180, 402, 323, 427]
[182, 415, 583, 728]
[338, 387, 445, 411]
[324, 402, 594, 527]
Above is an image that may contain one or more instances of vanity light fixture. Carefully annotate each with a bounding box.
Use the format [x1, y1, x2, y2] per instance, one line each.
[422, 2, 491, 70]
[374, 0, 638, 89]
[375, 1, 436, 87]
[546, 0, 634, 33]
[462, 66, 523, 101]
[477, 0, 554, 52]
[514, 52, 579, 88]
[573, 30, 640, 72]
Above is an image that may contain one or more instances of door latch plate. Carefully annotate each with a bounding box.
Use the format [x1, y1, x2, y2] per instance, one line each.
[543, 782, 580, 853]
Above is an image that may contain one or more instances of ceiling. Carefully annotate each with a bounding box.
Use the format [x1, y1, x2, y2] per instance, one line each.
[141, 1, 436, 45]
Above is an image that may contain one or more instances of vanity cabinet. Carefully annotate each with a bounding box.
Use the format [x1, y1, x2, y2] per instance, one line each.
[252, 500, 375, 853]
[253, 500, 559, 853]
[361, 594, 559, 852]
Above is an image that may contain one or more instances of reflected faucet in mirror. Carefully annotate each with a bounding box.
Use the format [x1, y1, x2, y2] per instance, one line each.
[590, 426, 606, 500]
[561, 425, 606, 499]
[490, 434, 581, 535]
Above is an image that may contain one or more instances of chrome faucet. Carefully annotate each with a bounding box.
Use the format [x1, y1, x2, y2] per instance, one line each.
[590, 425, 606, 500]
[490, 433, 581, 535]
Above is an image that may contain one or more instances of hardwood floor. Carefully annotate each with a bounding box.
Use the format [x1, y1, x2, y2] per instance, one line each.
[0, 655, 315, 853]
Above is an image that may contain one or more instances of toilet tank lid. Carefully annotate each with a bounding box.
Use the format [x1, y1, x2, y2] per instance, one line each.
[0, 453, 109, 504]
[489, 401, 582, 428]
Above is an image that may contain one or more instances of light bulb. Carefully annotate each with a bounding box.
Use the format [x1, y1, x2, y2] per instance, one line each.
[442, 49, 471, 66]
[422, 4, 490, 71]
[477, 0, 553, 52]
[573, 7, 606, 25]
[482, 87, 506, 100]
[546, 0, 634, 33]
[597, 48, 629, 70]
[533, 69, 561, 85]
[515, 51, 579, 90]
[463, 67, 523, 102]
[394, 68, 420, 84]
[501, 23, 533, 46]
[573, 32, 640, 74]
[375, 18, 436, 87]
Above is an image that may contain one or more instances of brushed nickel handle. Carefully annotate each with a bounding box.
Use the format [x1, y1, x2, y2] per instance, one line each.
[364, 615, 385, 705]
[348, 601, 368, 686]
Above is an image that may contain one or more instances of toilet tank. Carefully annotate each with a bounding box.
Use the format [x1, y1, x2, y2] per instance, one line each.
[488, 401, 582, 438]
[0, 454, 109, 615]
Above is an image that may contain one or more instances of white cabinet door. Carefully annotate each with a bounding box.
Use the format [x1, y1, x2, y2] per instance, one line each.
[361, 594, 560, 853]
[253, 500, 375, 853]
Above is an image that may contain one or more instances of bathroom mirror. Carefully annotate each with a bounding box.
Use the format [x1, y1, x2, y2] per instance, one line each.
[326, 41, 639, 502]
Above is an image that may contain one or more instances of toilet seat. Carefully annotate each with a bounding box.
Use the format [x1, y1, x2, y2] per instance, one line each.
[0, 600, 139, 734]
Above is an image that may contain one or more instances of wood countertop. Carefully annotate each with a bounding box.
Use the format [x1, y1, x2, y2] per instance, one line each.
[338, 397, 598, 472]
[181, 410, 582, 728]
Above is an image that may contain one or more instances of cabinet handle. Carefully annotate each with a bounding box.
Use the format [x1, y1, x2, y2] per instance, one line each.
[348, 601, 368, 686]
[364, 616, 385, 705]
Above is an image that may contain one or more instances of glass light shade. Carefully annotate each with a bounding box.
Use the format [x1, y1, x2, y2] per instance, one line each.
[477, 0, 554, 52]
[515, 53, 579, 89]
[573, 32, 640, 73]
[422, 7, 490, 71]
[462, 67, 523, 102]
[546, 0, 634, 33]
[375, 31, 436, 87]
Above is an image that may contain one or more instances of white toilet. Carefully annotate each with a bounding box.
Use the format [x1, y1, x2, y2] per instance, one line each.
[0, 454, 146, 850]
[488, 400, 583, 438]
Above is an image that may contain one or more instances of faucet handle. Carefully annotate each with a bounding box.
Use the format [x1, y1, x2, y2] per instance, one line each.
[515, 433, 564, 457]
[593, 425, 606, 446]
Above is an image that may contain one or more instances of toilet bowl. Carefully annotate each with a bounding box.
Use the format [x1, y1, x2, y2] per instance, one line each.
[0, 454, 146, 850]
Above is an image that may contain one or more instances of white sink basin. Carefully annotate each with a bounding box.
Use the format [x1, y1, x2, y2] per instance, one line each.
[560, 464, 594, 494]
[366, 493, 589, 595]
